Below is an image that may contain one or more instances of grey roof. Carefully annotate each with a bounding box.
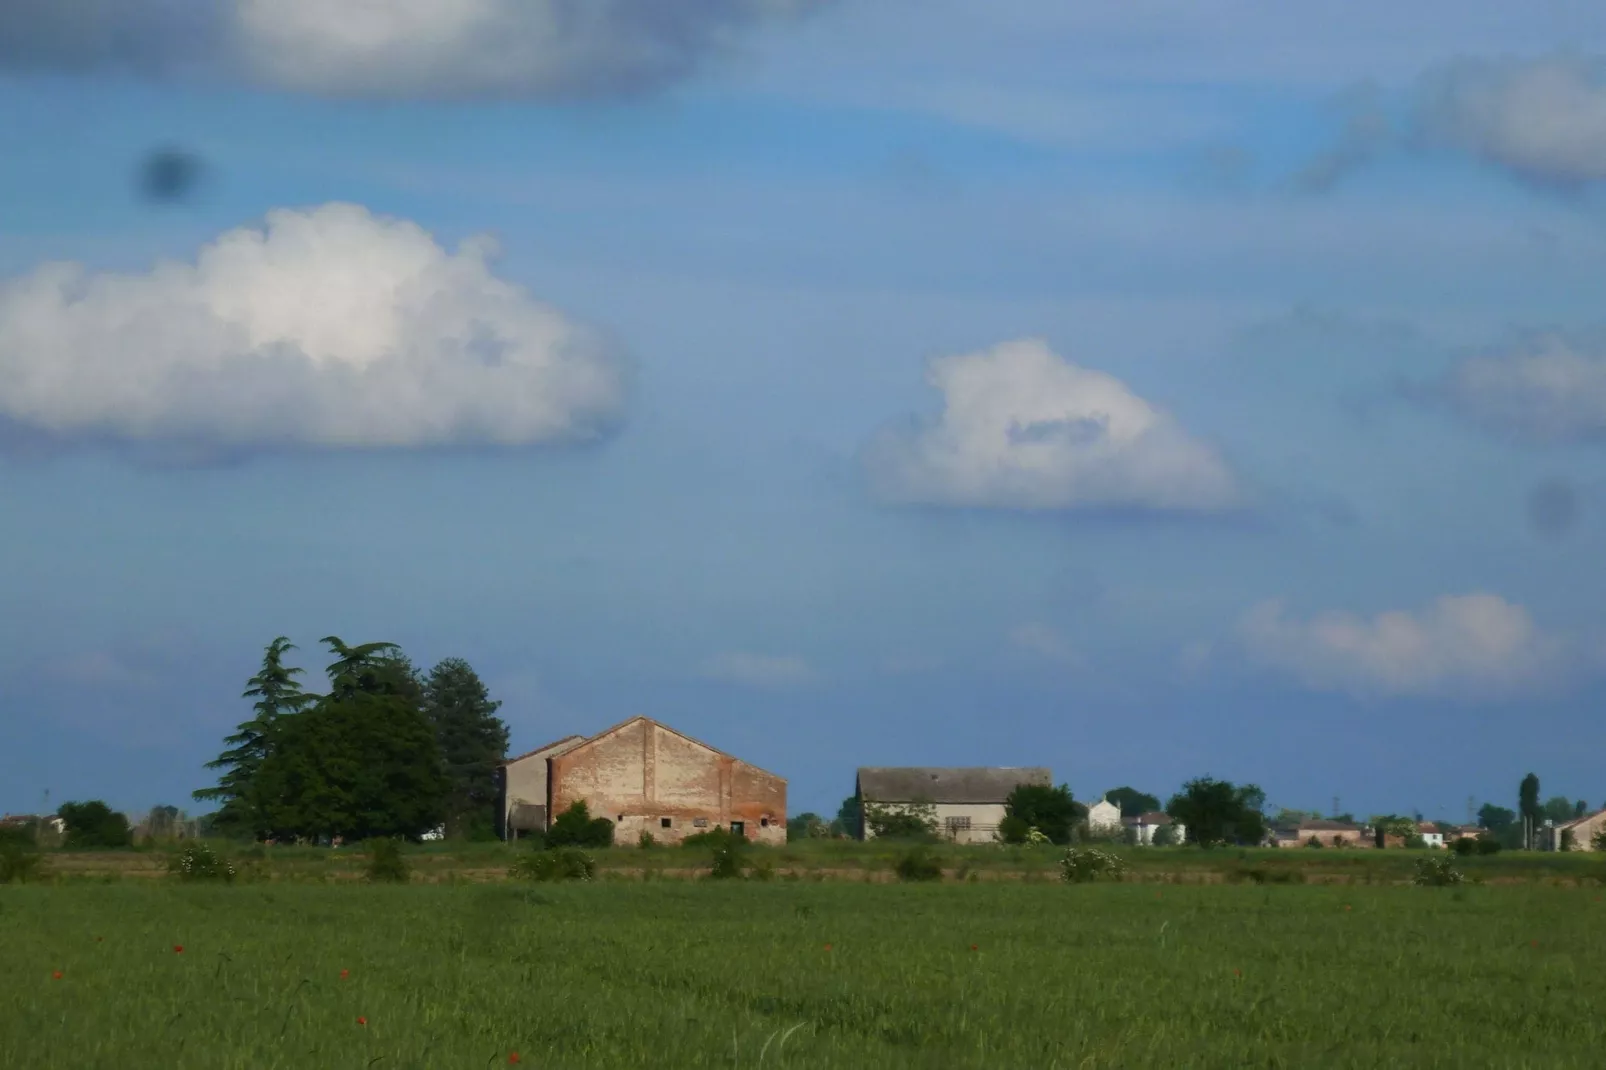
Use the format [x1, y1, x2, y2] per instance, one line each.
[857, 767, 1050, 804]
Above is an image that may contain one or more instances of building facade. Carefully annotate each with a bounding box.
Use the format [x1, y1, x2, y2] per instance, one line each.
[1123, 811, 1185, 845]
[1548, 809, 1606, 851]
[855, 767, 1050, 844]
[499, 717, 787, 846]
[1086, 797, 1123, 836]
[1274, 819, 1366, 848]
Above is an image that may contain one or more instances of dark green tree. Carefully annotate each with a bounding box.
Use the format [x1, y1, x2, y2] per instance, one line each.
[787, 812, 827, 842]
[57, 800, 132, 849]
[1578, 800, 1590, 818]
[422, 657, 509, 840]
[1166, 777, 1267, 847]
[194, 637, 316, 838]
[546, 801, 616, 848]
[834, 794, 862, 839]
[1519, 774, 1541, 842]
[1543, 796, 1577, 824]
[1477, 803, 1516, 831]
[254, 637, 448, 842]
[1004, 783, 1079, 845]
[1104, 786, 1161, 818]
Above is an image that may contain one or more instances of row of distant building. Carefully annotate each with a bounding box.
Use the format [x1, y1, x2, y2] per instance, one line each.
[491, 717, 1606, 851]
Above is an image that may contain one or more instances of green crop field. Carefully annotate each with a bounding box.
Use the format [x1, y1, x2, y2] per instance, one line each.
[5, 881, 1606, 1069]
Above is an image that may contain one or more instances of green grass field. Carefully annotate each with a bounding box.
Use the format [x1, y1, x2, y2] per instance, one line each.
[5, 880, 1606, 1068]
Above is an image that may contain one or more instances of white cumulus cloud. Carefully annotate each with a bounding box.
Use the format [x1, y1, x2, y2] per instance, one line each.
[1240, 593, 1566, 699]
[0, 202, 625, 452]
[0, 0, 829, 99]
[1438, 335, 1606, 442]
[1418, 53, 1606, 186]
[864, 339, 1241, 513]
[699, 652, 817, 688]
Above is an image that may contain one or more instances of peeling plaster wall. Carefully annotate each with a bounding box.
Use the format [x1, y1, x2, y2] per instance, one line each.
[549, 719, 786, 845]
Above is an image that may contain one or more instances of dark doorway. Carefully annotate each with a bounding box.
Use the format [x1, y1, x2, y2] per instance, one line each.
[730, 821, 745, 838]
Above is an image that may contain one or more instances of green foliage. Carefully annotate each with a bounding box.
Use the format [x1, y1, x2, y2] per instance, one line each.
[706, 846, 745, 880]
[787, 813, 828, 841]
[637, 830, 657, 849]
[1166, 777, 1266, 847]
[194, 637, 316, 839]
[546, 801, 616, 849]
[1592, 827, 1606, 852]
[57, 801, 132, 849]
[863, 800, 938, 841]
[1475, 836, 1502, 856]
[421, 657, 509, 839]
[1060, 847, 1127, 883]
[1151, 824, 1179, 847]
[834, 794, 862, 838]
[997, 814, 1031, 845]
[0, 823, 36, 849]
[509, 848, 596, 882]
[1004, 783, 1078, 845]
[364, 839, 409, 883]
[1519, 773, 1541, 825]
[1478, 803, 1516, 832]
[681, 827, 746, 852]
[0, 843, 41, 884]
[1304, 836, 1324, 849]
[167, 843, 237, 883]
[893, 845, 944, 882]
[1104, 787, 1161, 818]
[1543, 796, 1577, 824]
[1560, 829, 1577, 851]
[1413, 855, 1466, 886]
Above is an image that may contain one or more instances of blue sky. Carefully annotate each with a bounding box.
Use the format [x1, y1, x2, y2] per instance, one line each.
[3, 0, 1606, 824]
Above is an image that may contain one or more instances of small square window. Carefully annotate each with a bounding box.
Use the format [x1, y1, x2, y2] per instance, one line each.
[693, 818, 709, 828]
[660, 817, 672, 829]
[760, 817, 769, 827]
[616, 815, 624, 822]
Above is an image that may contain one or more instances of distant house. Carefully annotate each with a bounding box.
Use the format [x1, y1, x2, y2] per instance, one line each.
[855, 767, 1049, 844]
[1548, 809, 1606, 851]
[1449, 825, 1482, 842]
[0, 814, 64, 836]
[497, 717, 786, 846]
[1416, 822, 1445, 849]
[1123, 811, 1184, 846]
[1275, 819, 1366, 848]
[1086, 797, 1123, 836]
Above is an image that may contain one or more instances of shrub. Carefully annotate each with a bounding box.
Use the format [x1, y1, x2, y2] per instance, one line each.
[997, 815, 1031, 845]
[167, 843, 236, 883]
[1152, 824, 1179, 847]
[864, 801, 938, 841]
[682, 827, 745, 852]
[1304, 837, 1324, 849]
[364, 838, 409, 883]
[58, 801, 133, 849]
[0, 823, 36, 850]
[707, 845, 745, 880]
[1475, 836, 1502, 856]
[0, 843, 42, 884]
[1413, 855, 1466, 887]
[637, 830, 657, 849]
[1450, 837, 1477, 857]
[1003, 783, 1079, 845]
[509, 848, 595, 882]
[1060, 847, 1127, 883]
[894, 846, 943, 882]
[1561, 829, 1577, 851]
[547, 802, 616, 849]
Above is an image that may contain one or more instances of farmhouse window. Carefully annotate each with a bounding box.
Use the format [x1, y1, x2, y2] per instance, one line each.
[660, 817, 672, 829]
[760, 817, 769, 827]
[693, 818, 709, 828]
[945, 816, 972, 830]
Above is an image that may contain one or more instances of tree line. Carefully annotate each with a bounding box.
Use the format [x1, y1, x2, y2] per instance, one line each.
[192, 636, 510, 843]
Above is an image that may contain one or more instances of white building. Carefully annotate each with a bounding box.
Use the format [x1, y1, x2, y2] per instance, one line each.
[855, 767, 1050, 844]
[1416, 822, 1445, 849]
[1123, 811, 1185, 846]
[1086, 797, 1123, 836]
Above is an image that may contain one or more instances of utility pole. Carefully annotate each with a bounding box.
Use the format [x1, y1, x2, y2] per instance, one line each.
[1332, 795, 1340, 819]
[1466, 796, 1475, 826]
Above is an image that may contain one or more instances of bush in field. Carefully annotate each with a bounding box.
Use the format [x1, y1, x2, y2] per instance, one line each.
[1475, 836, 1502, 856]
[1304, 837, 1324, 849]
[0, 843, 42, 884]
[707, 845, 745, 880]
[168, 843, 237, 883]
[681, 827, 745, 851]
[546, 801, 616, 849]
[364, 838, 409, 883]
[509, 848, 595, 882]
[1060, 847, 1127, 883]
[864, 800, 939, 841]
[1451, 837, 1477, 857]
[1152, 824, 1179, 847]
[58, 800, 133, 849]
[1413, 855, 1466, 887]
[894, 846, 943, 882]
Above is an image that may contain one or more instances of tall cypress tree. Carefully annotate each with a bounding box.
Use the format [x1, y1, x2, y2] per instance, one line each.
[423, 658, 509, 839]
[194, 637, 315, 839]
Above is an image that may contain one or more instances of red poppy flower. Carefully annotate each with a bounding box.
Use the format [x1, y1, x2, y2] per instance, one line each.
[51, 971, 63, 980]
[1233, 969, 1242, 977]
[509, 1055, 521, 1065]
[823, 943, 832, 951]
[1531, 940, 1539, 948]
[339, 969, 350, 980]
[356, 1017, 367, 1026]
[969, 944, 978, 951]
[173, 945, 184, 954]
